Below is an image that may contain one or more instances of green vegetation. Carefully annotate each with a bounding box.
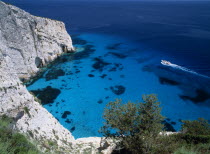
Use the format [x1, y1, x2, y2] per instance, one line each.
[0, 115, 40, 154]
[24, 107, 31, 118]
[181, 118, 210, 136]
[100, 94, 210, 154]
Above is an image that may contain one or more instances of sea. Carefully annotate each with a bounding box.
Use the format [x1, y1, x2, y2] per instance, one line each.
[4, 0, 210, 138]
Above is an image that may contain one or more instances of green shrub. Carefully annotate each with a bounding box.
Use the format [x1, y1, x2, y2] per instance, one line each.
[24, 107, 31, 118]
[181, 118, 210, 136]
[0, 116, 40, 154]
[179, 134, 210, 144]
[174, 146, 197, 154]
[100, 94, 164, 153]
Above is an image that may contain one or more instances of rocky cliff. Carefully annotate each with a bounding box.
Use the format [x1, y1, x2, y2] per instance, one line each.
[0, 1, 75, 151]
[0, 2, 115, 153]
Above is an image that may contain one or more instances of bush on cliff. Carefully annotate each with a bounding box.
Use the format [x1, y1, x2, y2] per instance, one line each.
[100, 95, 210, 154]
[0, 115, 40, 154]
[181, 118, 210, 136]
[100, 94, 165, 153]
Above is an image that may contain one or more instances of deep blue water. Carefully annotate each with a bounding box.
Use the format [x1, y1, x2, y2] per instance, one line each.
[7, 1, 210, 76]
[5, 1, 210, 138]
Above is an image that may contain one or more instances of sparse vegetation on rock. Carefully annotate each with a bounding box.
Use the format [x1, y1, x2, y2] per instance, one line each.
[0, 115, 40, 154]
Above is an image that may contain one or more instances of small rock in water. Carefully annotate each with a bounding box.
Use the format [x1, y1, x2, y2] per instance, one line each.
[70, 126, 75, 132]
[105, 96, 110, 99]
[65, 119, 72, 124]
[88, 74, 95, 77]
[108, 67, 117, 72]
[100, 74, 107, 78]
[75, 70, 80, 73]
[62, 111, 71, 119]
[97, 99, 103, 104]
[92, 57, 110, 71]
[110, 85, 126, 95]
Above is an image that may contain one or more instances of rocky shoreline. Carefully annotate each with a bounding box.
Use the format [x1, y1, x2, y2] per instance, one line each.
[0, 1, 115, 153]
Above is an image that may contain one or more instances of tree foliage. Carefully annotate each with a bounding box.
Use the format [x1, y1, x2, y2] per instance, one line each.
[100, 94, 165, 153]
[181, 118, 210, 136]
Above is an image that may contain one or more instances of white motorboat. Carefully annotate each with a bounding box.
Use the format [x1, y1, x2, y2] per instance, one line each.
[161, 60, 172, 65]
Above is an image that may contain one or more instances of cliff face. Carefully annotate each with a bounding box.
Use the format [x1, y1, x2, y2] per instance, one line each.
[0, 2, 115, 153]
[0, 1, 75, 150]
[0, 1, 74, 80]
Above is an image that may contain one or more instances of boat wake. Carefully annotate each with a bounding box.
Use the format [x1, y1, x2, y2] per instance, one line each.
[161, 60, 210, 79]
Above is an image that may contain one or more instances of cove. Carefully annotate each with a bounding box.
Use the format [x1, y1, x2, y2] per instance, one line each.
[27, 33, 210, 139]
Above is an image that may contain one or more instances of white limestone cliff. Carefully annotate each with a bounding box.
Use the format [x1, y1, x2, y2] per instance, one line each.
[0, 1, 74, 80]
[0, 1, 75, 151]
[0, 1, 116, 153]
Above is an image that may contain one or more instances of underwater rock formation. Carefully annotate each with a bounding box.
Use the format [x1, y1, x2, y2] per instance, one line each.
[110, 85, 126, 95]
[30, 86, 61, 105]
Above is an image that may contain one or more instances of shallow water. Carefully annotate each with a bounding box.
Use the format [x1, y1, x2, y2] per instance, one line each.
[5, 0, 210, 138]
[28, 33, 210, 138]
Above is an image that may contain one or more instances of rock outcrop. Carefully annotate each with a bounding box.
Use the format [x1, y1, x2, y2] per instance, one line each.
[0, 2, 115, 153]
[0, 1, 74, 80]
[0, 1, 75, 151]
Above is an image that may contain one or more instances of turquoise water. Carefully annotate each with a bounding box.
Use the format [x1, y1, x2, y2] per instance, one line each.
[28, 33, 210, 138]
[7, 0, 209, 138]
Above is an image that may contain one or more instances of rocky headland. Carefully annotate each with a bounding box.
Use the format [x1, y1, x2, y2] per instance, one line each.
[0, 1, 113, 153]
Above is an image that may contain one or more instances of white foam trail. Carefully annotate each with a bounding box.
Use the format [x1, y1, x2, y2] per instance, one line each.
[161, 60, 210, 79]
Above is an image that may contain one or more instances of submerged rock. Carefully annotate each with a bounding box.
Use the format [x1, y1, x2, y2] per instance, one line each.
[159, 77, 180, 86]
[97, 99, 103, 104]
[106, 43, 123, 50]
[65, 119, 72, 123]
[92, 57, 110, 71]
[45, 68, 65, 81]
[110, 85, 126, 95]
[100, 74, 107, 78]
[62, 111, 71, 119]
[72, 45, 95, 60]
[180, 89, 210, 103]
[88, 74, 95, 77]
[70, 126, 76, 132]
[30, 86, 61, 105]
[105, 52, 127, 59]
